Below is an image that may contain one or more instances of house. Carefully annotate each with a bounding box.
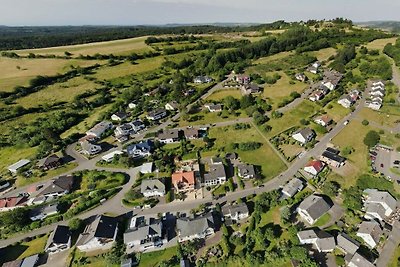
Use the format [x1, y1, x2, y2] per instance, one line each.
[101, 150, 124, 163]
[80, 140, 102, 156]
[140, 162, 153, 174]
[184, 128, 200, 139]
[38, 175, 74, 198]
[297, 194, 332, 224]
[337, 95, 354, 108]
[114, 123, 134, 137]
[123, 215, 165, 252]
[307, 62, 320, 74]
[222, 203, 249, 222]
[309, 90, 325, 102]
[235, 74, 250, 85]
[8, 159, 31, 175]
[45, 225, 71, 254]
[131, 119, 145, 132]
[363, 189, 397, 221]
[237, 164, 256, 179]
[295, 73, 307, 82]
[322, 70, 343, 90]
[128, 102, 137, 109]
[172, 171, 196, 193]
[29, 203, 58, 221]
[177, 212, 218, 242]
[0, 196, 28, 212]
[111, 111, 128, 121]
[86, 121, 113, 138]
[158, 129, 181, 144]
[370, 89, 385, 97]
[303, 160, 325, 176]
[194, 76, 213, 84]
[146, 109, 167, 121]
[297, 229, 336, 252]
[37, 154, 62, 171]
[126, 140, 154, 159]
[366, 99, 382, 110]
[348, 252, 375, 267]
[320, 147, 346, 167]
[314, 115, 332, 127]
[141, 179, 166, 198]
[203, 164, 226, 186]
[205, 103, 223, 112]
[165, 101, 179, 111]
[292, 128, 315, 144]
[281, 178, 304, 198]
[336, 232, 360, 255]
[76, 215, 118, 252]
[2, 254, 40, 267]
[356, 220, 382, 248]
[241, 83, 261, 95]
[0, 180, 11, 192]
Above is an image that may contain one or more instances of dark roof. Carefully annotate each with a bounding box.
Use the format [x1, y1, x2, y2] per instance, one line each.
[38, 154, 61, 167]
[52, 225, 71, 244]
[322, 150, 346, 163]
[39, 175, 74, 196]
[326, 147, 339, 154]
[94, 215, 118, 238]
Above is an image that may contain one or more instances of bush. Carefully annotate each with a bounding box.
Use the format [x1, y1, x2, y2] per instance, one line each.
[363, 130, 380, 147]
[362, 119, 369, 126]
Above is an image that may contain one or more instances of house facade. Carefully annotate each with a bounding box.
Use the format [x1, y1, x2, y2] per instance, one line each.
[297, 194, 332, 224]
[140, 179, 166, 198]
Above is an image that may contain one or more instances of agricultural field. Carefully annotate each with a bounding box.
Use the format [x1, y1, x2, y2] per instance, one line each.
[0, 146, 38, 176]
[13, 36, 153, 57]
[365, 37, 398, 52]
[208, 125, 287, 180]
[0, 57, 101, 92]
[310, 47, 337, 62]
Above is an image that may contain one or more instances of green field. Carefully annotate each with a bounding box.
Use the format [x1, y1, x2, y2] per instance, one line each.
[365, 37, 398, 52]
[0, 57, 101, 92]
[208, 125, 287, 180]
[311, 47, 337, 62]
[139, 246, 178, 267]
[0, 145, 38, 175]
[13, 36, 153, 57]
[324, 102, 350, 122]
[0, 235, 48, 264]
[206, 89, 242, 101]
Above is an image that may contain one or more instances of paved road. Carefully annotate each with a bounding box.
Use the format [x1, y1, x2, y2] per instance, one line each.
[376, 221, 400, 267]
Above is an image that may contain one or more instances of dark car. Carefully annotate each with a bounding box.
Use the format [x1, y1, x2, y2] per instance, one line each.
[380, 163, 384, 168]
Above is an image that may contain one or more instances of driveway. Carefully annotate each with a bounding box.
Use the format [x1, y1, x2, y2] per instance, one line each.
[40, 250, 69, 267]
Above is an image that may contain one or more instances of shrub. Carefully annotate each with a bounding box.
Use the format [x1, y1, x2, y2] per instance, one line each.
[362, 119, 369, 126]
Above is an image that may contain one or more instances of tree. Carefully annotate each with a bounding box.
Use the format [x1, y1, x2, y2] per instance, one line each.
[240, 95, 255, 109]
[363, 130, 380, 147]
[68, 218, 84, 231]
[290, 246, 308, 261]
[224, 96, 240, 110]
[362, 119, 369, 126]
[322, 181, 340, 197]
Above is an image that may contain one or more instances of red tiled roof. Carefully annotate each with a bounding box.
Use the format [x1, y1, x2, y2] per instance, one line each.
[172, 171, 195, 186]
[0, 197, 27, 208]
[305, 160, 324, 172]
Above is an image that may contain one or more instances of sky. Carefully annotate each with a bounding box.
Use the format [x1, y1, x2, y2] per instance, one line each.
[1, 0, 400, 26]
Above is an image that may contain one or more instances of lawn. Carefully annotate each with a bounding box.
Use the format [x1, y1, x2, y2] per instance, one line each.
[139, 246, 178, 267]
[326, 172, 355, 189]
[0, 111, 53, 136]
[178, 110, 247, 127]
[0, 57, 100, 92]
[331, 120, 371, 178]
[13, 36, 153, 57]
[263, 72, 308, 109]
[16, 76, 98, 108]
[365, 37, 398, 52]
[253, 51, 293, 65]
[16, 162, 78, 187]
[356, 108, 400, 128]
[206, 89, 242, 101]
[267, 100, 321, 137]
[324, 102, 351, 122]
[92, 57, 164, 80]
[311, 47, 337, 62]
[280, 143, 303, 158]
[259, 206, 281, 227]
[208, 125, 287, 180]
[389, 245, 400, 267]
[0, 235, 48, 264]
[0, 145, 37, 175]
[313, 213, 331, 227]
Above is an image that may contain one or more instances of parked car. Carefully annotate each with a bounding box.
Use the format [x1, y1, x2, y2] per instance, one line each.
[343, 120, 349, 125]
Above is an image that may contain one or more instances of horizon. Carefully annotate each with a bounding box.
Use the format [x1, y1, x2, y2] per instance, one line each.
[2, 0, 400, 26]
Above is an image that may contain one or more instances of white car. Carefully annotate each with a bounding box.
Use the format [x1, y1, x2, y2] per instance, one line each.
[343, 120, 349, 125]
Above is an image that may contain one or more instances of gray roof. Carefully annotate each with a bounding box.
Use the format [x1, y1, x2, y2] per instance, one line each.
[358, 221, 382, 242]
[87, 121, 112, 137]
[39, 175, 74, 196]
[76, 215, 118, 246]
[20, 254, 39, 267]
[37, 154, 61, 167]
[297, 229, 318, 241]
[349, 252, 375, 267]
[294, 127, 314, 139]
[237, 164, 256, 178]
[298, 194, 331, 221]
[365, 190, 397, 215]
[8, 159, 30, 172]
[315, 232, 335, 251]
[323, 70, 343, 86]
[222, 203, 249, 217]
[177, 213, 216, 238]
[204, 164, 226, 182]
[140, 179, 165, 194]
[158, 129, 180, 140]
[30, 203, 58, 218]
[282, 178, 304, 197]
[336, 232, 360, 255]
[124, 217, 162, 244]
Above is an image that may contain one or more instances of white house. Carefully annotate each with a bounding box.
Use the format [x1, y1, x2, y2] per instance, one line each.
[140, 179, 166, 198]
[29, 204, 58, 221]
[314, 115, 332, 127]
[38, 175, 74, 198]
[281, 178, 304, 198]
[348, 252, 375, 267]
[80, 140, 102, 156]
[205, 104, 223, 112]
[165, 101, 179, 111]
[297, 229, 335, 252]
[86, 121, 113, 138]
[303, 160, 325, 176]
[297, 194, 332, 224]
[101, 150, 124, 163]
[111, 112, 128, 121]
[146, 109, 167, 121]
[177, 213, 217, 242]
[222, 203, 249, 222]
[337, 95, 353, 108]
[203, 164, 226, 186]
[45, 225, 71, 254]
[157, 129, 180, 144]
[363, 189, 397, 221]
[8, 159, 31, 175]
[356, 220, 382, 248]
[76, 215, 118, 252]
[292, 128, 315, 144]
